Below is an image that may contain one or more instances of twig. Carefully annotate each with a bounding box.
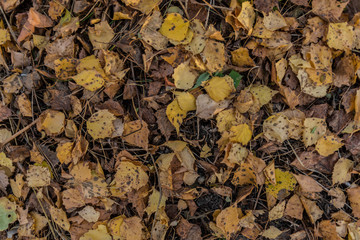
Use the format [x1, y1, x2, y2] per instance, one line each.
[0, 118, 39, 148]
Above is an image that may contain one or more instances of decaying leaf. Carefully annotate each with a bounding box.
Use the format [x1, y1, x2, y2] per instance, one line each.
[266, 169, 297, 200]
[0, 197, 17, 231]
[88, 21, 114, 49]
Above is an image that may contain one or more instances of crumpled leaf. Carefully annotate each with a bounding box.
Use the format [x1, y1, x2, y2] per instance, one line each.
[87, 110, 116, 140]
[88, 21, 114, 49]
[28, 7, 53, 28]
[159, 13, 189, 42]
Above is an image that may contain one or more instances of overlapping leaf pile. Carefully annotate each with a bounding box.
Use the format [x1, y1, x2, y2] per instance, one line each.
[1, 0, 360, 239]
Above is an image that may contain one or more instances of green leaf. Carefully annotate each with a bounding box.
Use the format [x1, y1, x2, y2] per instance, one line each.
[59, 10, 72, 26]
[213, 71, 224, 77]
[229, 70, 243, 88]
[191, 72, 210, 89]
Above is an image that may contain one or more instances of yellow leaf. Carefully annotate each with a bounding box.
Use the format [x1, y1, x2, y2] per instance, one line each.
[26, 165, 51, 187]
[263, 115, 290, 143]
[229, 124, 252, 145]
[76, 55, 103, 73]
[145, 188, 167, 216]
[305, 68, 332, 86]
[33, 35, 48, 49]
[263, 10, 287, 31]
[327, 23, 354, 51]
[332, 158, 353, 185]
[302, 118, 327, 147]
[159, 13, 190, 42]
[80, 224, 112, 240]
[108, 216, 125, 238]
[298, 68, 329, 98]
[231, 47, 255, 67]
[275, 58, 287, 85]
[308, 44, 332, 70]
[249, 85, 278, 107]
[0, 29, 10, 45]
[54, 57, 77, 79]
[203, 40, 226, 73]
[223, 143, 248, 167]
[166, 92, 196, 133]
[166, 99, 187, 134]
[56, 142, 74, 164]
[253, 17, 274, 39]
[216, 205, 243, 238]
[269, 201, 285, 221]
[216, 108, 236, 133]
[130, 0, 161, 14]
[237, 1, 255, 31]
[231, 161, 256, 186]
[264, 161, 276, 185]
[173, 62, 197, 90]
[110, 160, 148, 198]
[184, 19, 206, 54]
[261, 226, 283, 239]
[0, 129, 11, 145]
[0, 152, 14, 172]
[86, 110, 116, 139]
[16, 93, 32, 117]
[315, 135, 343, 156]
[72, 70, 105, 91]
[37, 110, 65, 136]
[175, 92, 196, 112]
[266, 169, 297, 199]
[88, 21, 114, 49]
[203, 76, 235, 102]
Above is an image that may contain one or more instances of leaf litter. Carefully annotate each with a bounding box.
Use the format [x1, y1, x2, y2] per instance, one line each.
[1, 0, 360, 239]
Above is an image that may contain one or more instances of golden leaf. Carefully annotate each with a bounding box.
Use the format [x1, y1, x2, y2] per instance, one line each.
[72, 70, 105, 91]
[315, 135, 343, 156]
[229, 124, 252, 145]
[159, 13, 190, 42]
[86, 110, 116, 139]
[88, 21, 114, 49]
[203, 76, 235, 102]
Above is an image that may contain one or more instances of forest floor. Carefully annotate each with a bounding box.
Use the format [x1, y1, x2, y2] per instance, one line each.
[1, 0, 360, 239]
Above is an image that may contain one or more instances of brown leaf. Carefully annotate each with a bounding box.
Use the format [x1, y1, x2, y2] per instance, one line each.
[285, 194, 304, 220]
[155, 108, 174, 141]
[122, 120, 149, 150]
[293, 174, 323, 193]
[28, 8, 54, 28]
[254, 0, 279, 13]
[176, 218, 202, 240]
[312, 0, 349, 21]
[0, 105, 11, 122]
[347, 186, 360, 218]
[291, 151, 338, 174]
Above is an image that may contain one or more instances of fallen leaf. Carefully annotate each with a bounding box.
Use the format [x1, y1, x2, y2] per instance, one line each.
[0, 197, 17, 231]
[78, 206, 100, 223]
[261, 226, 283, 239]
[332, 158, 353, 185]
[122, 120, 149, 149]
[315, 135, 344, 157]
[88, 21, 114, 49]
[327, 22, 354, 51]
[300, 197, 323, 224]
[347, 186, 360, 218]
[203, 76, 235, 102]
[269, 201, 286, 221]
[266, 168, 297, 200]
[80, 224, 112, 240]
[28, 8, 53, 28]
[72, 70, 105, 91]
[159, 13, 190, 42]
[263, 10, 287, 31]
[285, 194, 304, 220]
[173, 61, 197, 90]
[231, 47, 255, 67]
[26, 165, 51, 187]
[202, 40, 226, 73]
[229, 124, 252, 145]
[86, 110, 116, 140]
[293, 174, 323, 193]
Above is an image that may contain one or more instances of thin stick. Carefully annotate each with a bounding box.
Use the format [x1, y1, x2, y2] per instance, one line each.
[0, 118, 39, 148]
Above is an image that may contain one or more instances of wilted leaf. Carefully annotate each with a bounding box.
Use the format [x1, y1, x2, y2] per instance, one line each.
[327, 23, 354, 51]
[88, 21, 114, 49]
[332, 158, 353, 185]
[285, 194, 303, 220]
[122, 120, 149, 150]
[269, 201, 285, 221]
[80, 224, 112, 240]
[300, 197, 323, 224]
[266, 169, 297, 199]
[26, 165, 51, 187]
